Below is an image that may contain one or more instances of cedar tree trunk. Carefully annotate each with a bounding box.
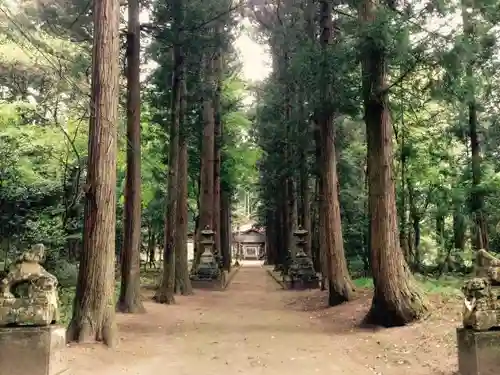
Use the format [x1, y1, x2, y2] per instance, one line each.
[197, 54, 215, 258]
[175, 74, 193, 295]
[155, 14, 182, 303]
[67, 0, 120, 346]
[117, 0, 145, 314]
[360, 0, 428, 326]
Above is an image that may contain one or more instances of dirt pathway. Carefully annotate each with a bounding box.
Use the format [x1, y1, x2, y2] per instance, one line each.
[67, 263, 378, 375]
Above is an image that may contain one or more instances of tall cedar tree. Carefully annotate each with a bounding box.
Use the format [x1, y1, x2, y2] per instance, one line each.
[221, 190, 232, 270]
[197, 53, 216, 259]
[155, 0, 182, 303]
[298, 110, 311, 256]
[213, 23, 223, 258]
[316, 0, 355, 305]
[313, 115, 328, 288]
[360, 0, 429, 326]
[278, 48, 292, 262]
[118, 0, 145, 313]
[461, 0, 488, 250]
[67, 0, 119, 346]
[175, 70, 193, 295]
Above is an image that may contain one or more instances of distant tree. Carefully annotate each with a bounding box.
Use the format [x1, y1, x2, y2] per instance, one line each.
[118, 0, 145, 314]
[155, 0, 182, 304]
[175, 76, 193, 295]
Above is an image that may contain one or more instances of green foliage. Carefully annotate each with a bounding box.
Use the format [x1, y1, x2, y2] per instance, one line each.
[58, 287, 76, 325]
[147, 0, 259, 227]
[4, 0, 500, 321]
[250, 0, 500, 277]
[46, 257, 79, 288]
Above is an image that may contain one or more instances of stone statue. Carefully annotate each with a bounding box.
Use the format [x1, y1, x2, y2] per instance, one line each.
[0, 244, 59, 326]
[462, 249, 500, 331]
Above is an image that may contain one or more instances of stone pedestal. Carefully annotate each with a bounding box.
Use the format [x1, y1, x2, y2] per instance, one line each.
[191, 272, 227, 291]
[191, 278, 224, 290]
[281, 275, 319, 290]
[285, 279, 319, 290]
[457, 327, 500, 375]
[0, 325, 68, 375]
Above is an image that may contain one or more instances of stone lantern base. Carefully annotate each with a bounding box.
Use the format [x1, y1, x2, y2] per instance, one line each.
[0, 325, 68, 375]
[283, 276, 319, 290]
[191, 272, 226, 291]
[457, 327, 500, 375]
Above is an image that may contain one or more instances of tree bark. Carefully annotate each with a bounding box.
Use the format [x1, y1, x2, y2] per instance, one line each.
[265, 210, 274, 264]
[300, 164, 311, 256]
[399, 127, 410, 262]
[360, 0, 428, 326]
[313, 125, 327, 288]
[298, 92, 311, 257]
[461, 0, 488, 250]
[407, 180, 421, 270]
[221, 190, 232, 271]
[310, 179, 321, 273]
[175, 70, 193, 295]
[453, 209, 466, 250]
[288, 179, 298, 257]
[318, 114, 355, 305]
[155, 5, 182, 303]
[280, 190, 290, 263]
[117, 0, 145, 314]
[213, 25, 223, 259]
[197, 53, 216, 259]
[317, 0, 355, 305]
[363, 154, 371, 275]
[67, 0, 119, 346]
[148, 228, 156, 268]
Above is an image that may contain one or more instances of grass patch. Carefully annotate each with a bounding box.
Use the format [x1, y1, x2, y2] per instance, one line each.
[353, 277, 373, 288]
[415, 274, 464, 297]
[352, 274, 467, 297]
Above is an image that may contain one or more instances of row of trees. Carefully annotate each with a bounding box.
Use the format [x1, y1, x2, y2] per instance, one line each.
[0, 0, 258, 345]
[252, 0, 500, 326]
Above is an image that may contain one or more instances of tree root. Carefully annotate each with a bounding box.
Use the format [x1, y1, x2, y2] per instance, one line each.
[153, 290, 175, 304]
[66, 314, 117, 347]
[116, 299, 146, 314]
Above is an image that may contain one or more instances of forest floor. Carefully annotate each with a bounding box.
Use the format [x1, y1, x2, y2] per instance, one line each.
[66, 262, 460, 375]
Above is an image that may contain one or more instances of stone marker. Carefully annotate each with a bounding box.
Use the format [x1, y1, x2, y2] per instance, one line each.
[0, 244, 68, 375]
[457, 249, 500, 375]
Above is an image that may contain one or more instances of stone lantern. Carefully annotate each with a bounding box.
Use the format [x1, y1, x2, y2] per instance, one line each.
[293, 226, 308, 257]
[190, 226, 221, 282]
[288, 226, 318, 288]
[199, 226, 216, 262]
